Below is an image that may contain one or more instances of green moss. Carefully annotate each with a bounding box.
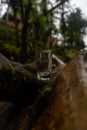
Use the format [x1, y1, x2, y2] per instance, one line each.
[65, 49, 77, 59]
[8, 62, 15, 74]
[3, 44, 20, 56]
[41, 87, 52, 96]
[52, 46, 78, 62]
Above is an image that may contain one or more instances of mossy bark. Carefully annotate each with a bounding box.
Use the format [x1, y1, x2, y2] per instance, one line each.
[0, 53, 39, 109]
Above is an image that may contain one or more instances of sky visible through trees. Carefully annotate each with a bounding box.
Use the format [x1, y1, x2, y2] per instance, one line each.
[71, 0, 87, 15]
[1, 0, 87, 18]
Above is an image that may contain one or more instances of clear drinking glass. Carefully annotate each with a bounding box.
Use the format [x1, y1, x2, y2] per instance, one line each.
[36, 50, 52, 80]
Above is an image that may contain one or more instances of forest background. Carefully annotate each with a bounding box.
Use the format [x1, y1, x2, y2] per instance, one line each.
[0, 0, 87, 63]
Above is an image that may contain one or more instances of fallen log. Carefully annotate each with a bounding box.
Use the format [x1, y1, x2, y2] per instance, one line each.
[0, 52, 65, 107]
[0, 53, 39, 108]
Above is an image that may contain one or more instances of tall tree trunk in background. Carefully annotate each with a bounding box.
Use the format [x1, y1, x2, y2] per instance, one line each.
[20, 0, 32, 63]
[61, 5, 66, 46]
[6, 4, 9, 21]
[13, 7, 20, 47]
[60, 1, 68, 47]
[21, 24, 28, 63]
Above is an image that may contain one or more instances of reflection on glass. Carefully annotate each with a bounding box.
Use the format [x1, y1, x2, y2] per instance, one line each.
[36, 50, 52, 80]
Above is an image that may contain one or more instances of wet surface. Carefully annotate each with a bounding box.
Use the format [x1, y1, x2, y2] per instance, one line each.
[32, 52, 87, 130]
[2, 52, 87, 130]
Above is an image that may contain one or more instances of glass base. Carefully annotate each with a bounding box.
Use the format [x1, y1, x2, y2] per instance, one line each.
[37, 72, 51, 80]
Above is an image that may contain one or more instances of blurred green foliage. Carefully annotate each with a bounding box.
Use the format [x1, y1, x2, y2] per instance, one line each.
[0, 20, 16, 45]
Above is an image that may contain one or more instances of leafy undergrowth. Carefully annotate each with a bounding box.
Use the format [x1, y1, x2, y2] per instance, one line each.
[0, 43, 21, 61]
[0, 20, 21, 61]
[52, 46, 78, 63]
[0, 20, 16, 45]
